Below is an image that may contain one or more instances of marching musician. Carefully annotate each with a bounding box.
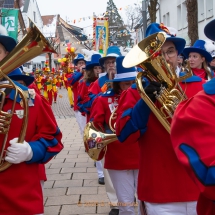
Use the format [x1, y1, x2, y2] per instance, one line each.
[51, 69, 58, 103]
[77, 54, 103, 122]
[35, 70, 43, 94]
[171, 19, 215, 215]
[183, 40, 213, 80]
[77, 54, 105, 185]
[0, 25, 63, 215]
[88, 46, 121, 97]
[90, 56, 139, 215]
[115, 23, 206, 215]
[86, 47, 121, 215]
[67, 53, 86, 136]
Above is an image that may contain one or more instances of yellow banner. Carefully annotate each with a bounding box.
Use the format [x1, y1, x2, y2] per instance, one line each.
[93, 18, 109, 56]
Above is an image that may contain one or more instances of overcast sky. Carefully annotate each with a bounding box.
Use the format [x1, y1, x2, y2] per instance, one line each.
[37, 0, 141, 35]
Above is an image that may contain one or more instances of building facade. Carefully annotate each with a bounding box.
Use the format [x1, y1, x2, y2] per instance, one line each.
[160, 0, 214, 45]
[135, 0, 214, 45]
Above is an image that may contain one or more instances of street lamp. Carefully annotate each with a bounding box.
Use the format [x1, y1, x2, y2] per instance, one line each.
[142, 0, 148, 38]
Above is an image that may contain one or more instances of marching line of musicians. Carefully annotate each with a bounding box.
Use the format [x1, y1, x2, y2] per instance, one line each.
[57, 21, 215, 215]
[1, 18, 215, 215]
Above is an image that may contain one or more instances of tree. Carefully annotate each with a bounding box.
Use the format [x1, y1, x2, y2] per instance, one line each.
[105, 0, 131, 47]
[147, 0, 159, 23]
[125, 5, 141, 32]
[186, 0, 198, 45]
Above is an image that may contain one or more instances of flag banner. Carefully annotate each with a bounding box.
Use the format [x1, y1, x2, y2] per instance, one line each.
[1, 8, 19, 41]
[93, 18, 109, 56]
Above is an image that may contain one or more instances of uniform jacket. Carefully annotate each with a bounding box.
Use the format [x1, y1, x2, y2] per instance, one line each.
[90, 89, 139, 170]
[171, 77, 215, 215]
[67, 70, 83, 111]
[0, 81, 63, 215]
[115, 76, 204, 202]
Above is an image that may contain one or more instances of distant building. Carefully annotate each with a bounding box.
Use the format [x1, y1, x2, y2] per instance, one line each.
[134, 0, 214, 46]
[0, 0, 91, 71]
[160, 0, 214, 45]
[41, 14, 91, 69]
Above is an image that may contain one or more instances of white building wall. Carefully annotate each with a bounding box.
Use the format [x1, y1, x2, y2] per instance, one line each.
[22, 0, 43, 31]
[20, 0, 45, 69]
[160, 0, 215, 46]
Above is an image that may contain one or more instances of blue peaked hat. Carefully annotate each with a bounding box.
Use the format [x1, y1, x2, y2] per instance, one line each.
[8, 68, 34, 86]
[183, 40, 212, 62]
[204, 19, 215, 41]
[107, 56, 137, 82]
[99, 46, 122, 66]
[145, 23, 186, 55]
[86, 54, 102, 70]
[0, 25, 17, 52]
[73, 53, 86, 65]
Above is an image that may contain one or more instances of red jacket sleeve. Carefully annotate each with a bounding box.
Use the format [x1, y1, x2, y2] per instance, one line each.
[89, 95, 106, 132]
[115, 86, 143, 144]
[171, 91, 215, 201]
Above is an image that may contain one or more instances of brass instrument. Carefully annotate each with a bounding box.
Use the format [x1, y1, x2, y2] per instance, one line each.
[123, 32, 192, 133]
[0, 19, 56, 172]
[108, 106, 117, 133]
[84, 122, 117, 161]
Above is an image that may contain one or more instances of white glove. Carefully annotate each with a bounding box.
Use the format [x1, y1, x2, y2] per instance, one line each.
[5, 138, 33, 164]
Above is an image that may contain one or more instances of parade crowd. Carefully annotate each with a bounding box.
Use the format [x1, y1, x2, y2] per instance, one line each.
[1, 17, 215, 215]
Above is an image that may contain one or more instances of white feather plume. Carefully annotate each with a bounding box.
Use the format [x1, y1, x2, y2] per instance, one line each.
[204, 39, 215, 54]
[0, 25, 8, 36]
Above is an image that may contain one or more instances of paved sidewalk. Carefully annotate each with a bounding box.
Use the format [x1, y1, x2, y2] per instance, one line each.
[44, 89, 110, 215]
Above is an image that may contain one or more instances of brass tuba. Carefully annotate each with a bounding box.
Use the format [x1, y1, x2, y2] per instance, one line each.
[0, 20, 57, 172]
[123, 32, 192, 133]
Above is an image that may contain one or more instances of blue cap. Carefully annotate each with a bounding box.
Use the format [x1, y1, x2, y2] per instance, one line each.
[86, 54, 102, 70]
[183, 40, 212, 62]
[107, 56, 137, 82]
[146, 23, 186, 54]
[99, 46, 122, 66]
[73, 53, 86, 65]
[8, 68, 34, 86]
[0, 25, 16, 52]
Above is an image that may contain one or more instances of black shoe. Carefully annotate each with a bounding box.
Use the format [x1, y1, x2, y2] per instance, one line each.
[98, 177, 105, 185]
[109, 209, 119, 215]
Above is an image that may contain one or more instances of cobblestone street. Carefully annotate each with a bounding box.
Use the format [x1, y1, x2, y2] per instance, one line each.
[44, 88, 110, 215]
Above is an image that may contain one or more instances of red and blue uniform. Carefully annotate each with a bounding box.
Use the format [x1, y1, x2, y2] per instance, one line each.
[67, 70, 83, 111]
[0, 81, 63, 215]
[115, 76, 205, 203]
[171, 77, 215, 215]
[86, 73, 109, 110]
[90, 89, 139, 170]
[77, 79, 91, 121]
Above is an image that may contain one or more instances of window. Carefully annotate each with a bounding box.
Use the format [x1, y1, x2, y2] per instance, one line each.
[166, 12, 170, 26]
[33, 11, 37, 23]
[182, 2, 188, 28]
[177, 5, 182, 30]
[198, 0, 205, 21]
[206, 0, 213, 18]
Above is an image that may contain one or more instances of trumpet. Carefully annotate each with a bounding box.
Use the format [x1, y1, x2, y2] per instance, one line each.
[0, 19, 56, 172]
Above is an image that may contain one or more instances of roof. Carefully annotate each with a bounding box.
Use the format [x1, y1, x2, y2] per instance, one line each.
[59, 17, 87, 41]
[42, 15, 58, 37]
